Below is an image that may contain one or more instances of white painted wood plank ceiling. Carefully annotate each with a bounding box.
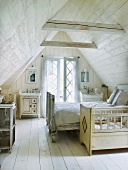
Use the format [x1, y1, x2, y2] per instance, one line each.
[1, 0, 128, 89]
[0, 0, 68, 86]
[52, 0, 128, 88]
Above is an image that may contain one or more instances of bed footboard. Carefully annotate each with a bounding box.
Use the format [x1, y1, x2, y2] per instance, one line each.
[80, 105, 92, 155]
[80, 105, 128, 155]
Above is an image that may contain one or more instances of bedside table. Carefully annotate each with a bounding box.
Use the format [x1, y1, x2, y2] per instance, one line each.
[82, 93, 103, 102]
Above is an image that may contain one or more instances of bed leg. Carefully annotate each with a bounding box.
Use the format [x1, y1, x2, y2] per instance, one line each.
[48, 126, 51, 133]
[80, 139, 83, 145]
[51, 132, 56, 143]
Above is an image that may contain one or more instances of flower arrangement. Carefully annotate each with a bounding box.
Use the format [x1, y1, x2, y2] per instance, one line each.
[83, 86, 94, 94]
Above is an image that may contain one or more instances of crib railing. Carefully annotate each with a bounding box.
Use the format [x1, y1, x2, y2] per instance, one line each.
[92, 108, 128, 132]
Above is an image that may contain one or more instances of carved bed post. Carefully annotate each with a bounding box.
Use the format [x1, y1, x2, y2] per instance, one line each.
[46, 92, 50, 125]
[49, 95, 57, 143]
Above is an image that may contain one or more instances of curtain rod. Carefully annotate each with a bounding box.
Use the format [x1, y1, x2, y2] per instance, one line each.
[42, 55, 80, 58]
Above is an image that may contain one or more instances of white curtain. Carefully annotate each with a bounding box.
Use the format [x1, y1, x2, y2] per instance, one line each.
[74, 57, 80, 102]
[41, 56, 48, 117]
[41, 56, 80, 117]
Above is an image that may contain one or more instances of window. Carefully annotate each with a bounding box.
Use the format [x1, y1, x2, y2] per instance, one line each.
[46, 57, 79, 102]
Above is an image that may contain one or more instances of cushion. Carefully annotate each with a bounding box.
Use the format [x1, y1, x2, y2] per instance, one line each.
[116, 90, 128, 106]
[107, 88, 118, 104]
[111, 90, 122, 106]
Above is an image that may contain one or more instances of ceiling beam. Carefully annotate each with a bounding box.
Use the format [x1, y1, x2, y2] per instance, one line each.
[42, 20, 125, 33]
[40, 41, 97, 49]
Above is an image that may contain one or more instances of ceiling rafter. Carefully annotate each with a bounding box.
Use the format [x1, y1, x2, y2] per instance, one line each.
[40, 40, 97, 49]
[42, 20, 125, 33]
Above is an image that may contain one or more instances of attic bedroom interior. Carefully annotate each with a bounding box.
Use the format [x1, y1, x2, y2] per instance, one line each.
[0, 0, 128, 169]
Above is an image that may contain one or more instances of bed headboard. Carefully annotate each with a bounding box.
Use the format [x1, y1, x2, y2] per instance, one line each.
[116, 84, 128, 90]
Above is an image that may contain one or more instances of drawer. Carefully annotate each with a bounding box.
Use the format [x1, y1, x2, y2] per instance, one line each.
[32, 104, 37, 108]
[32, 98, 37, 103]
[32, 109, 37, 114]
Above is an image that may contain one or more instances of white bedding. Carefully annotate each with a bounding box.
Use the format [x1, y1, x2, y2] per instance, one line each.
[54, 101, 128, 126]
[54, 102, 80, 126]
[81, 101, 128, 109]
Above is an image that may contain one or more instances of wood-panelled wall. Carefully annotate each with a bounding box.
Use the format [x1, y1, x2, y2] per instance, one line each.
[2, 32, 102, 118]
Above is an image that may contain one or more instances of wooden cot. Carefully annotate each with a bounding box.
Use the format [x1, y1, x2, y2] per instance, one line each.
[80, 105, 128, 155]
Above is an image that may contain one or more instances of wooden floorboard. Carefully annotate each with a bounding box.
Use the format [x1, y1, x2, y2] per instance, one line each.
[1, 118, 128, 170]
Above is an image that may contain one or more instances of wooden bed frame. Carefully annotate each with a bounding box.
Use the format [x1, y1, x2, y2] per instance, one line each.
[46, 84, 128, 145]
[80, 105, 128, 155]
[46, 92, 80, 142]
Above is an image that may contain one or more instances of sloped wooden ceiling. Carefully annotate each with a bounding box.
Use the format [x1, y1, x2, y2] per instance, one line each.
[51, 0, 128, 89]
[1, 0, 128, 90]
[0, 0, 68, 86]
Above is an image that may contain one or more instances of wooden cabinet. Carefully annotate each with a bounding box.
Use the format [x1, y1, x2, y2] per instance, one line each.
[82, 93, 103, 102]
[0, 103, 16, 153]
[19, 94, 41, 119]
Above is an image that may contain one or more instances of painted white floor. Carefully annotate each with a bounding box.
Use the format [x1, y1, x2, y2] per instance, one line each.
[1, 118, 128, 170]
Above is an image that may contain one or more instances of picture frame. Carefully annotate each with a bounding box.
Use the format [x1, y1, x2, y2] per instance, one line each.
[81, 71, 89, 82]
[81, 72, 85, 82]
[26, 69, 37, 83]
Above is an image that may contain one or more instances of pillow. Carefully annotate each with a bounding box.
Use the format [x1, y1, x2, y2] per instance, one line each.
[107, 88, 118, 104]
[79, 91, 83, 102]
[116, 90, 128, 106]
[111, 90, 122, 106]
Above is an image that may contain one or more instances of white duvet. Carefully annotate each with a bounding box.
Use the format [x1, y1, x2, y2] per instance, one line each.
[54, 101, 128, 126]
[54, 102, 80, 126]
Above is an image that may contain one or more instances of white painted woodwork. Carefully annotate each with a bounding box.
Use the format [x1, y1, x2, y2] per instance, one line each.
[0, 103, 16, 153]
[0, 0, 68, 86]
[23, 98, 32, 113]
[1, 0, 128, 164]
[0, 0, 128, 108]
[43, 20, 125, 33]
[2, 32, 102, 118]
[80, 105, 128, 156]
[1, 118, 128, 169]
[19, 93, 41, 119]
[82, 93, 103, 102]
[41, 40, 97, 48]
[52, 0, 128, 91]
